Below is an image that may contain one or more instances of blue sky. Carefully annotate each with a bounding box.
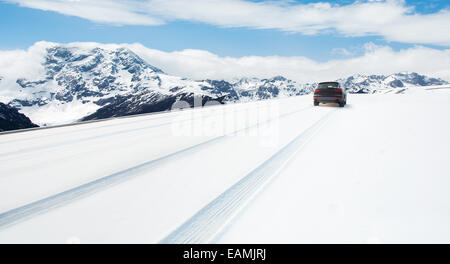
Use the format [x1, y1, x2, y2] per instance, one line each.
[0, 0, 449, 82]
[1, 0, 449, 62]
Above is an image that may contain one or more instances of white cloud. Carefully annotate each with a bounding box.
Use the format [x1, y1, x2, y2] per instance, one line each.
[331, 48, 353, 56]
[0, 41, 449, 91]
[5, 0, 163, 25]
[123, 42, 450, 82]
[5, 0, 450, 46]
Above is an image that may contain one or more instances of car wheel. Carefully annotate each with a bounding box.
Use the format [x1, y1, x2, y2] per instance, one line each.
[314, 101, 319, 106]
[339, 101, 345, 107]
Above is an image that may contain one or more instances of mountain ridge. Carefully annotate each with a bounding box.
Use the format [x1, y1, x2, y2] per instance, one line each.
[0, 102, 39, 132]
[0, 43, 447, 126]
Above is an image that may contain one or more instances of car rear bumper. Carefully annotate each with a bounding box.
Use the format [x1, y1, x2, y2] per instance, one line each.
[313, 96, 343, 103]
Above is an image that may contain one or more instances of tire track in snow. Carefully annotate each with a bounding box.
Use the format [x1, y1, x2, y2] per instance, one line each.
[0, 105, 313, 231]
[160, 109, 336, 244]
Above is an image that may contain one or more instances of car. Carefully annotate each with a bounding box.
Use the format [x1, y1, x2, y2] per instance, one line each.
[313, 81, 347, 107]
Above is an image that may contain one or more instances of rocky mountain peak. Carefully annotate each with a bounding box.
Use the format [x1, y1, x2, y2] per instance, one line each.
[339, 72, 448, 93]
[0, 43, 448, 126]
[0, 102, 38, 132]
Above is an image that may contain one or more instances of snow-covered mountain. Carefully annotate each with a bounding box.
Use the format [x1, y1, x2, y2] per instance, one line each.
[339, 72, 448, 94]
[0, 43, 447, 126]
[81, 76, 316, 121]
[0, 44, 311, 125]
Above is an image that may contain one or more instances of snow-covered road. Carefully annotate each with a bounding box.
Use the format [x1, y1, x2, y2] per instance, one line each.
[1, 87, 450, 243]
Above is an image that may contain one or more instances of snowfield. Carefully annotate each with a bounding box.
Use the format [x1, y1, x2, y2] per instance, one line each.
[0, 86, 450, 243]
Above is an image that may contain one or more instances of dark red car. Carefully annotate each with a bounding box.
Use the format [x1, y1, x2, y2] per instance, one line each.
[313, 82, 347, 107]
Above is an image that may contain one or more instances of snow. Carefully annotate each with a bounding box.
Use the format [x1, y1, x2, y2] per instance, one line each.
[218, 88, 450, 243]
[19, 99, 101, 127]
[0, 87, 450, 243]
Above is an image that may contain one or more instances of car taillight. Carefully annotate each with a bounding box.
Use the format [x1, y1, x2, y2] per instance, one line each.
[334, 89, 342, 93]
[314, 89, 319, 93]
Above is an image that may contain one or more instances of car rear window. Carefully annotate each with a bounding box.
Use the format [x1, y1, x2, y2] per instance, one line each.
[318, 82, 339, 89]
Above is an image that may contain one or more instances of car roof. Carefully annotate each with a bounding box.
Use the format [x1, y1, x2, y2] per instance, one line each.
[318, 81, 339, 84]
